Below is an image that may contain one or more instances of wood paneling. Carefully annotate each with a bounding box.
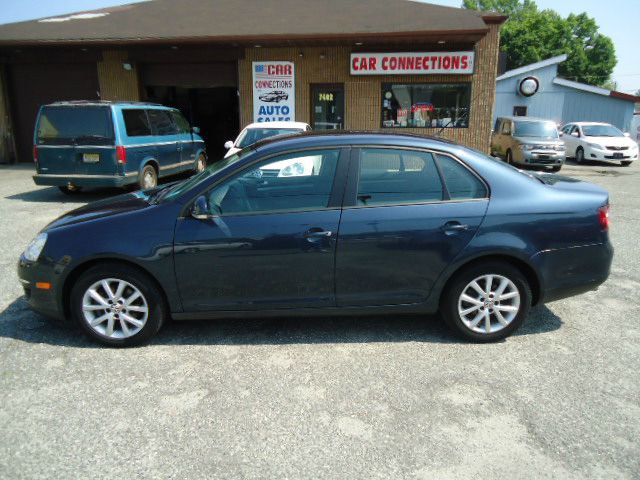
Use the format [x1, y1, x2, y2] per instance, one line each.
[97, 50, 141, 101]
[0, 66, 15, 163]
[239, 24, 501, 152]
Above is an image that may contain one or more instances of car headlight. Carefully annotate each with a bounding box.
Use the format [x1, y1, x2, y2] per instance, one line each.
[279, 162, 305, 177]
[554, 144, 564, 151]
[23, 232, 47, 262]
[588, 142, 604, 150]
[519, 144, 535, 150]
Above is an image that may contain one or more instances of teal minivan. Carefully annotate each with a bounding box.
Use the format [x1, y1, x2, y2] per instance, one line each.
[33, 101, 207, 193]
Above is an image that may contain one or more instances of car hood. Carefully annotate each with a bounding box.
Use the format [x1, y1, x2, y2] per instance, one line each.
[584, 136, 635, 147]
[44, 192, 151, 231]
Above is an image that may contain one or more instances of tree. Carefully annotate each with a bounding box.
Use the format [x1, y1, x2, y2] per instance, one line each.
[463, 0, 616, 87]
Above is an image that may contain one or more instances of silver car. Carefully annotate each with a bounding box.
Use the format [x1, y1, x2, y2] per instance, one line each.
[491, 116, 565, 171]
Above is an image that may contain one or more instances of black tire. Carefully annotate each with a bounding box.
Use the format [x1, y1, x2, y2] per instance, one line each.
[550, 165, 562, 172]
[575, 147, 584, 164]
[195, 153, 207, 172]
[621, 161, 632, 167]
[70, 264, 166, 347]
[440, 261, 532, 342]
[506, 149, 513, 165]
[58, 186, 82, 194]
[139, 164, 158, 190]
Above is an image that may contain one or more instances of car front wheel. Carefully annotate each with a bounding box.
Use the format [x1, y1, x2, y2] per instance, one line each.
[70, 264, 166, 347]
[441, 261, 532, 342]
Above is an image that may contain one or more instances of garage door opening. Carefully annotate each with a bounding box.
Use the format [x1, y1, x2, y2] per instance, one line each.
[145, 86, 239, 160]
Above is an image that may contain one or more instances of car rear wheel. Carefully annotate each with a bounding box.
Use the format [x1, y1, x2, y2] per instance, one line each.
[139, 165, 158, 190]
[575, 147, 584, 164]
[70, 264, 166, 347]
[58, 185, 82, 195]
[506, 149, 513, 165]
[621, 161, 632, 167]
[195, 153, 207, 172]
[441, 261, 532, 342]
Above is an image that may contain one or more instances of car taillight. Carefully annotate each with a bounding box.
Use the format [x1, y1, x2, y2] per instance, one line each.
[598, 205, 610, 230]
[33, 145, 38, 163]
[116, 146, 127, 164]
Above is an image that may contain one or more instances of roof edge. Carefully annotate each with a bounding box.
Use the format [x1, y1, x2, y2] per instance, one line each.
[481, 14, 508, 24]
[496, 54, 567, 81]
[553, 77, 640, 102]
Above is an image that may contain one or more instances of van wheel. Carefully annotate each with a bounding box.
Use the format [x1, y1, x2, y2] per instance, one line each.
[506, 149, 513, 165]
[58, 186, 82, 194]
[195, 153, 207, 172]
[70, 264, 166, 347]
[621, 161, 632, 167]
[441, 261, 532, 342]
[139, 165, 158, 190]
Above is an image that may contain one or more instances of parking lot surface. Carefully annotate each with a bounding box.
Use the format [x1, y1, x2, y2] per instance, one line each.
[1, 160, 639, 479]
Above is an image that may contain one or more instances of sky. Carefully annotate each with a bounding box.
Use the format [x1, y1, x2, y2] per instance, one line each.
[0, 0, 637, 93]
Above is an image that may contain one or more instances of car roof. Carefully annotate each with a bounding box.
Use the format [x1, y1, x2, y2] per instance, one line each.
[497, 116, 556, 123]
[45, 100, 163, 108]
[244, 121, 310, 130]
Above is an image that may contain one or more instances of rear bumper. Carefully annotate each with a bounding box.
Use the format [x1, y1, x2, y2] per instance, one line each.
[532, 241, 613, 304]
[33, 173, 137, 188]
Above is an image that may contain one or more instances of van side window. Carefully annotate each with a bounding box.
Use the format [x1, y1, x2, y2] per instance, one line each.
[435, 154, 487, 200]
[123, 109, 152, 137]
[171, 111, 191, 134]
[147, 109, 178, 136]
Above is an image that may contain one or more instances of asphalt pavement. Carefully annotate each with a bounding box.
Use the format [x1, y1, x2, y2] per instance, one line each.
[0, 160, 638, 479]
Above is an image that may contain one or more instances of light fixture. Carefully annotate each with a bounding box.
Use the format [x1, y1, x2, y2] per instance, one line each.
[170, 45, 178, 50]
[355, 42, 363, 46]
[438, 40, 446, 44]
[122, 62, 133, 71]
[298, 51, 304, 57]
[319, 53, 326, 59]
[254, 44, 262, 48]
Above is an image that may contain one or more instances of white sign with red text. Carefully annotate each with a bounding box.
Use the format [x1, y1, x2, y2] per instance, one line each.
[253, 61, 295, 122]
[350, 52, 475, 75]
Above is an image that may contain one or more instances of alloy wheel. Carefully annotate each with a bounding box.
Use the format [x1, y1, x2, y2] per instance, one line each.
[81, 278, 149, 339]
[143, 170, 157, 189]
[457, 274, 520, 334]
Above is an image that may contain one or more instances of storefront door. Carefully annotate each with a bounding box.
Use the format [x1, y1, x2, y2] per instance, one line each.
[311, 84, 344, 130]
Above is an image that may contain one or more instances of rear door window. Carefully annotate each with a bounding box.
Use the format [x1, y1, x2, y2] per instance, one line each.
[147, 109, 178, 136]
[36, 106, 114, 145]
[435, 154, 487, 200]
[122, 109, 152, 137]
[356, 148, 444, 206]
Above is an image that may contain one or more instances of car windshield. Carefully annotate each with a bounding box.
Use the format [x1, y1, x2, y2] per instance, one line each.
[236, 128, 301, 148]
[513, 121, 558, 139]
[36, 106, 114, 145]
[159, 151, 250, 203]
[581, 124, 624, 137]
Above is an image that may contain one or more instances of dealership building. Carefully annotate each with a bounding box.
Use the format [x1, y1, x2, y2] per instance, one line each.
[0, 0, 505, 163]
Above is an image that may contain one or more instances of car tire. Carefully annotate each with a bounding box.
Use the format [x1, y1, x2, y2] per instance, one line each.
[58, 186, 82, 194]
[195, 153, 207, 172]
[575, 147, 584, 164]
[506, 149, 513, 165]
[441, 261, 532, 342]
[70, 264, 166, 347]
[621, 161, 632, 167]
[550, 165, 562, 172]
[139, 164, 158, 190]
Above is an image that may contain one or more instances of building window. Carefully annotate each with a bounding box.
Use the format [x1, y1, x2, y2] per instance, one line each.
[381, 83, 471, 128]
[513, 106, 527, 117]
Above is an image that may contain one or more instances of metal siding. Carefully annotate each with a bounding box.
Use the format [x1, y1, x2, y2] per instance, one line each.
[561, 89, 634, 131]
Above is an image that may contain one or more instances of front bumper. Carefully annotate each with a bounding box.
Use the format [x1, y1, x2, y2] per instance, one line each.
[585, 147, 638, 162]
[17, 256, 67, 321]
[33, 173, 137, 188]
[514, 149, 565, 166]
[532, 241, 614, 304]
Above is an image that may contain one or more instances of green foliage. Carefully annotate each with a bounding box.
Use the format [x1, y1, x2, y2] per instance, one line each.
[463, 0, 616, 86]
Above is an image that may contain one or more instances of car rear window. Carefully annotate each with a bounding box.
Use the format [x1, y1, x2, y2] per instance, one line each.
[36, 106, 114, 145]
[123, 109, 152, 137]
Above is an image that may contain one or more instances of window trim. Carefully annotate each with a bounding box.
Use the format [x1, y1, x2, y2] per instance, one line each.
[380, 82, 473, 129]
[343, 145, 489, 209]
[180, 146, 351, 218]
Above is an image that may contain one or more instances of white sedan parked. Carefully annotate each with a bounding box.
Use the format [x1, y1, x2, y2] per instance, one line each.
[560, 122, 638, 166]
[224, 121, 311, 158]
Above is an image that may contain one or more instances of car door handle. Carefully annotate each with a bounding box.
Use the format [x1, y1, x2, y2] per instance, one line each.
[441, 221, 469, 234]
[303, 229, 332, 238]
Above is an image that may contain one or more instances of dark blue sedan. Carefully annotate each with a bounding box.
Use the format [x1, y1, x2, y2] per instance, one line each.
[18, 132, 613, 346]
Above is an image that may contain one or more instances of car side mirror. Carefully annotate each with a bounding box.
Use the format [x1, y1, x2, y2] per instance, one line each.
[559, 132, 564, 137]
[224, 140, 234, 150]
[571, 131, 579, 137]
[624, 132, 631, 138]
[191, 195, 212, 220]
[192, 126, 200, 134]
